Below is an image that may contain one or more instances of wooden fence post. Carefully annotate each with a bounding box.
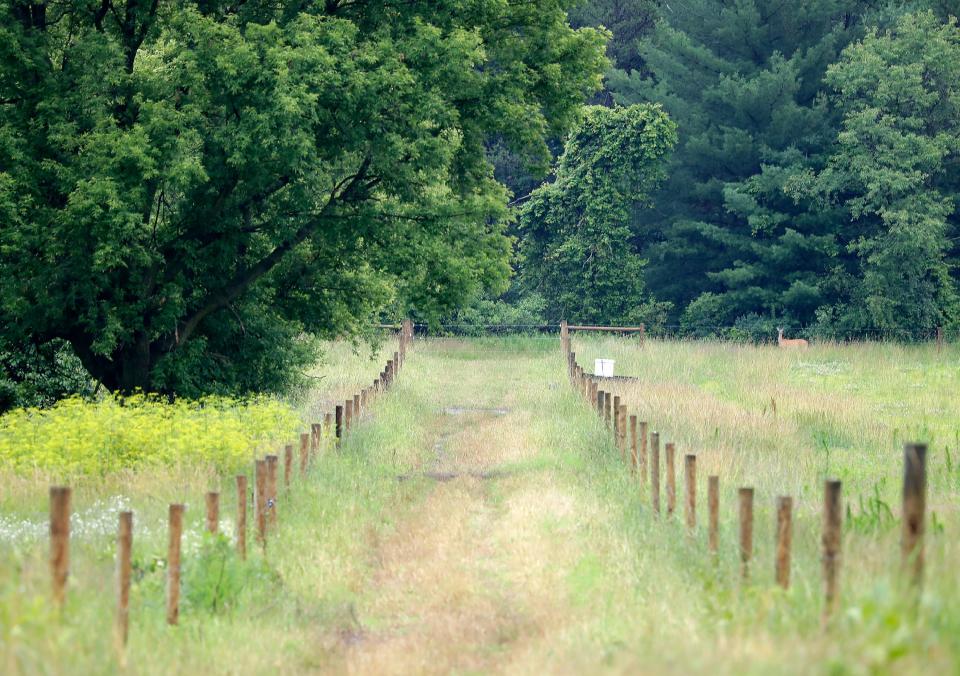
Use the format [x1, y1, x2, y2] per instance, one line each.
[665, 442, 676, 516]
[902, 443, 927, 588]
[822, 480, 842, 623]
[166, 503, 185, 625]
[708, 476, 719, 554]
[629, 415, 638, 473]
[205, 491, 219, 534]
[335, 405, 343, 446]
[685, 454, 696, 530]
[49, 486, 70, 609]
[284, 444, 293, 488]
[604, 392, 612, 428]
[344, 399, 353, 432]
[353, 393, 361, 421]
[739, 487, 754, 581]
[596, 389, 604, 417]
[776, 496, 793, 590]
[300, 433, 310, 476]
[265, 455, 278, 528]
[560, 320, 569, 356]
[116, 510, 133, 654]
[651, 432, 661, 515]
[236, 475, 247, 560]
[255, 460, 267, 549]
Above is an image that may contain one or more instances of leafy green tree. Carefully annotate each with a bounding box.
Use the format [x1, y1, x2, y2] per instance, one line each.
[796, 11, 960, 335]
[0, 0, 607, 395]
[608, 0, 875, 327]
[518, 104, 676, 324]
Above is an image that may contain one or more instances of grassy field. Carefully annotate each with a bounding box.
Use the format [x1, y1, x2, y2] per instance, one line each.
[1, 336, 958, 674]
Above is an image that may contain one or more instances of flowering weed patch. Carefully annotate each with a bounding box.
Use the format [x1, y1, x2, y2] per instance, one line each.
[0, 394, 300, 475]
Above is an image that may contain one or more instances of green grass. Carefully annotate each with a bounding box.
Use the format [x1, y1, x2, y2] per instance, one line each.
[1, 336, 958, 674]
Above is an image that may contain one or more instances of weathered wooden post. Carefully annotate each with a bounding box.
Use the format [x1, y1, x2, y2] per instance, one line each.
[205, 491, 219, 534]
[604, 391, 612, 428]
[822, 480, 842, 623]
[353, 393, 361, 421]
[255, 460, 267, 549]
[902, 443, 927, 588]
[776, 496, 793, 590]
[560, 320, 569, 356]
[284, 444, 293, 488]
[685, 454, 696, 530]
[739, 487, 754, 581]
[236, 475, 247, 560]
[265, 455, 278, 528]
[115, 511, 133, 655]
[300, 433, 310, 476]
[344, 399, 353, 432]
[335, 405, 343, 447]
[166, 503, 185, 625]
[629, 415, 638, 473]
[49, 486, 70, 609]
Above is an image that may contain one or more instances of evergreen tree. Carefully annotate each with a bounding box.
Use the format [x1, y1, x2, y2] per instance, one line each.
[797, 11, 960, 335]
[608, 1, 874, 328]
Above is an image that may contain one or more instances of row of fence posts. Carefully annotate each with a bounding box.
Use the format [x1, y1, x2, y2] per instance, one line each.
[559, 323, 929, 623]
[45, 320, 415, 659]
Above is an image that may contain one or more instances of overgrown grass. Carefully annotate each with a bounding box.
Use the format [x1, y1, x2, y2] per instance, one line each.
[1, 336, 958, 673]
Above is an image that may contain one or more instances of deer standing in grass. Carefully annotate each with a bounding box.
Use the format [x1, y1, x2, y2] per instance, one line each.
[777, 327, 808, 348]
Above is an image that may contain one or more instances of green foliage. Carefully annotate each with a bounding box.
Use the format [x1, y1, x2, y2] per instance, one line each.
[183, 534, 273, 614]
[0, 393, 300, 474]
[518, 104, 677, 324]
[443, 292, 548, 334]
[0, 0, 607, 396]
[609, 0, 873, 327]
[800, 11, 960, 335]
[0, 339, 95, 412]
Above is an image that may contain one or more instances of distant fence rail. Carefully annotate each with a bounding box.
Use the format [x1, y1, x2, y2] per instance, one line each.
[376, 320, 952, 345]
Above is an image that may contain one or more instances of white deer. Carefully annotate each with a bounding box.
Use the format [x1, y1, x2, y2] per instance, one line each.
[777, 327, 808, 348]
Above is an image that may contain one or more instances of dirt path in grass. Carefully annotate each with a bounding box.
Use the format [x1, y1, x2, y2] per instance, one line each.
[336, 356, 593, 675]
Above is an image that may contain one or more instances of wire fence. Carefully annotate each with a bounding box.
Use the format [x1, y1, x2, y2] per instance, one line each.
[377, 322, 954, 344]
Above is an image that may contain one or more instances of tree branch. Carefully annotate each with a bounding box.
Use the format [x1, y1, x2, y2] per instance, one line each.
[173, 157, 372, 348]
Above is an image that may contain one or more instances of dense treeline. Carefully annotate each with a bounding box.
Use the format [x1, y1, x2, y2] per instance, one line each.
[509, 1, 960, 339]
[3, 0, 960, 406]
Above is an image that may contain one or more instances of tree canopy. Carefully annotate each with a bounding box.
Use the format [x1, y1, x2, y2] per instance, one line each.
[0, 0, 607, 396]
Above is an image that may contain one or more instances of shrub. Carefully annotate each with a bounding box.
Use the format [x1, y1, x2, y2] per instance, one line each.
[0, 393, 300, 475]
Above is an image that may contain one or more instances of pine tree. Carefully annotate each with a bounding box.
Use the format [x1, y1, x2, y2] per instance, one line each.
[608, 0, 874, 329]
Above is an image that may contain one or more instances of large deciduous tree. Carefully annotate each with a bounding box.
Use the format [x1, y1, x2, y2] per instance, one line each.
[518, 104, 676, 324]
[0, 0, 606, 396]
